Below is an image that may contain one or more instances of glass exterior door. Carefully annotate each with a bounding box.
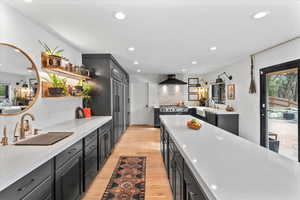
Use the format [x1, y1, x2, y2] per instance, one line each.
[260, 60, 300, 162]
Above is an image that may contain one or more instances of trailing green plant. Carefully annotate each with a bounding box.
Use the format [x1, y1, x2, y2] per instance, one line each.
[76, 79, 85, 87]
[82, 82, 93, 107]
[39, 40, 64, 57]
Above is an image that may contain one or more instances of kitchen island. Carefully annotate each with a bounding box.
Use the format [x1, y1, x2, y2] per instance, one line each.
[160, 115, 300, 200]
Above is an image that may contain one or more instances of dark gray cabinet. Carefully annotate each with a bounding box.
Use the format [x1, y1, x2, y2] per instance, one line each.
[205, 111, 239, 135]
[169, 137, 185, 200]
[184, 162, 208, 200]
[168, 138, 176, 193]
[0, 160, 53, 200]
[83, 131, 98, 191]
[160, 124, 165, 158]
[163, 130, 169, 175]
[22, 177, 52, 200]
[98, 132, 106, 169]
[154, 108, 160, 128]
[82, 54, 129, 144]
[174, 144, 184, 200]
[98, 122, 113, 170]
[113, 78, 124, 144]
[205, 111, 217, 126]
[55, 141, 83, 200]
[125, 84, 130, 129]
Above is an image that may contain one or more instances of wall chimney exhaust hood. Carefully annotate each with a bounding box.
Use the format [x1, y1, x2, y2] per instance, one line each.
[159, 74, 187, 85]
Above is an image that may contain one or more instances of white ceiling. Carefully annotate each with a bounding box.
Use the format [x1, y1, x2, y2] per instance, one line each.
[4, 0, 300, 74]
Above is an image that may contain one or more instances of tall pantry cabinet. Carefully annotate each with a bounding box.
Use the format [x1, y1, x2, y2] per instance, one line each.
[82, 54, 130, 144]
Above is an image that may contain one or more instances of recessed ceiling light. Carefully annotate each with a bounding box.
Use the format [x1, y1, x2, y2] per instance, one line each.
[210, 46, 217, 51]
[182, 69, 187, 72]
[128, 47, 135, 51]
[192, 61, 197, 65]
[252, 11, 270, 19]
[114, 12, 126, 20]
[24, 0, 32, 3]
[133, 61, 139, 65]
[137, 69, 141, 73]
[211, 184, 218, 190]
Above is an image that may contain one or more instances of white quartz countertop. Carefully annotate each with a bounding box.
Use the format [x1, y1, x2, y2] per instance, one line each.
[188, 106, 238, 115]
[0, 116, 112, 192]
[160, 115, 300, 200]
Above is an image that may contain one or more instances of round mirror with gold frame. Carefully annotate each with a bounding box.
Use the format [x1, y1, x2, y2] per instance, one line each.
[0, 43, 40, 116]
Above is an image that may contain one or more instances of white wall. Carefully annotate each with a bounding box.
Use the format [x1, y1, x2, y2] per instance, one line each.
[130, 74, 160, 125]
[0, 2, 83, 142]
[158, 74, 188, 105]
[202, 38, 300, 144]
[130, 73, 199, 125]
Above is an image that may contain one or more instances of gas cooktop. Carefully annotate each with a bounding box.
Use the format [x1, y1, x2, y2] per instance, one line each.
[159, 105, 189, 113]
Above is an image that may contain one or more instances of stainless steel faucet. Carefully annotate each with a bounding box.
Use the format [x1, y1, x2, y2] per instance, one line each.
[20, 113, 35, 139]
[208, 98, 216, 108]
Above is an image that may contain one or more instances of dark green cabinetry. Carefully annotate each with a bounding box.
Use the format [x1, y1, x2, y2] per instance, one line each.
[160, 123, 209, 200]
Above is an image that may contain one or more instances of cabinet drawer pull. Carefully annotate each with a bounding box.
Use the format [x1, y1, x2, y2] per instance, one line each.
[68, 148, 77, 154]
[17, 178, 35, 192]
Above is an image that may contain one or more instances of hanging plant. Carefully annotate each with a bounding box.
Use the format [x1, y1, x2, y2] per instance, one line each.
[249, 55, 257, 94]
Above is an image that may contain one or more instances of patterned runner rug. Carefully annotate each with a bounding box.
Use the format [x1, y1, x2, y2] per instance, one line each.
[101, 156, 146, 200]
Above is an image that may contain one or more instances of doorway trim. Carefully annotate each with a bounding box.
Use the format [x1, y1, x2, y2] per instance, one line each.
[260, 59, 300, 161]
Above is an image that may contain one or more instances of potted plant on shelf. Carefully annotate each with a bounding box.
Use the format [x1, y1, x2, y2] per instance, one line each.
[43, 73, 67, 97]
[39, 40, 64, 58]
[39, 40, 68, 69]
[82, 82, 93, 118]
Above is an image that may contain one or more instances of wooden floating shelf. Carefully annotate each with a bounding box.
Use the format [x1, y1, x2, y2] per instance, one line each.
[41, 81, 83, 98]
[42, 67, 91, 80]
[42, 96, 82, 99]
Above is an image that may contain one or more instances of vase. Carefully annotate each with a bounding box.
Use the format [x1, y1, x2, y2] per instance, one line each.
[83, 108, 91, 118]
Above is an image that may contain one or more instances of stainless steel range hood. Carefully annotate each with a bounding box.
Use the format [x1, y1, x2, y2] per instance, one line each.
[159, 74, 187, 85]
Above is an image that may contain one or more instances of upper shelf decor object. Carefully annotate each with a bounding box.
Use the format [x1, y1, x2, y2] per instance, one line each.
[39, 41, 91, 80]
[0, 43, 40, 116]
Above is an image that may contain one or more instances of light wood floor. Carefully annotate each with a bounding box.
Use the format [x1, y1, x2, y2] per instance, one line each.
[82, 126, 173, 200]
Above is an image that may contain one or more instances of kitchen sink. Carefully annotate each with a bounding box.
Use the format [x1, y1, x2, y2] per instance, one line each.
[15, 132, 73, 146]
